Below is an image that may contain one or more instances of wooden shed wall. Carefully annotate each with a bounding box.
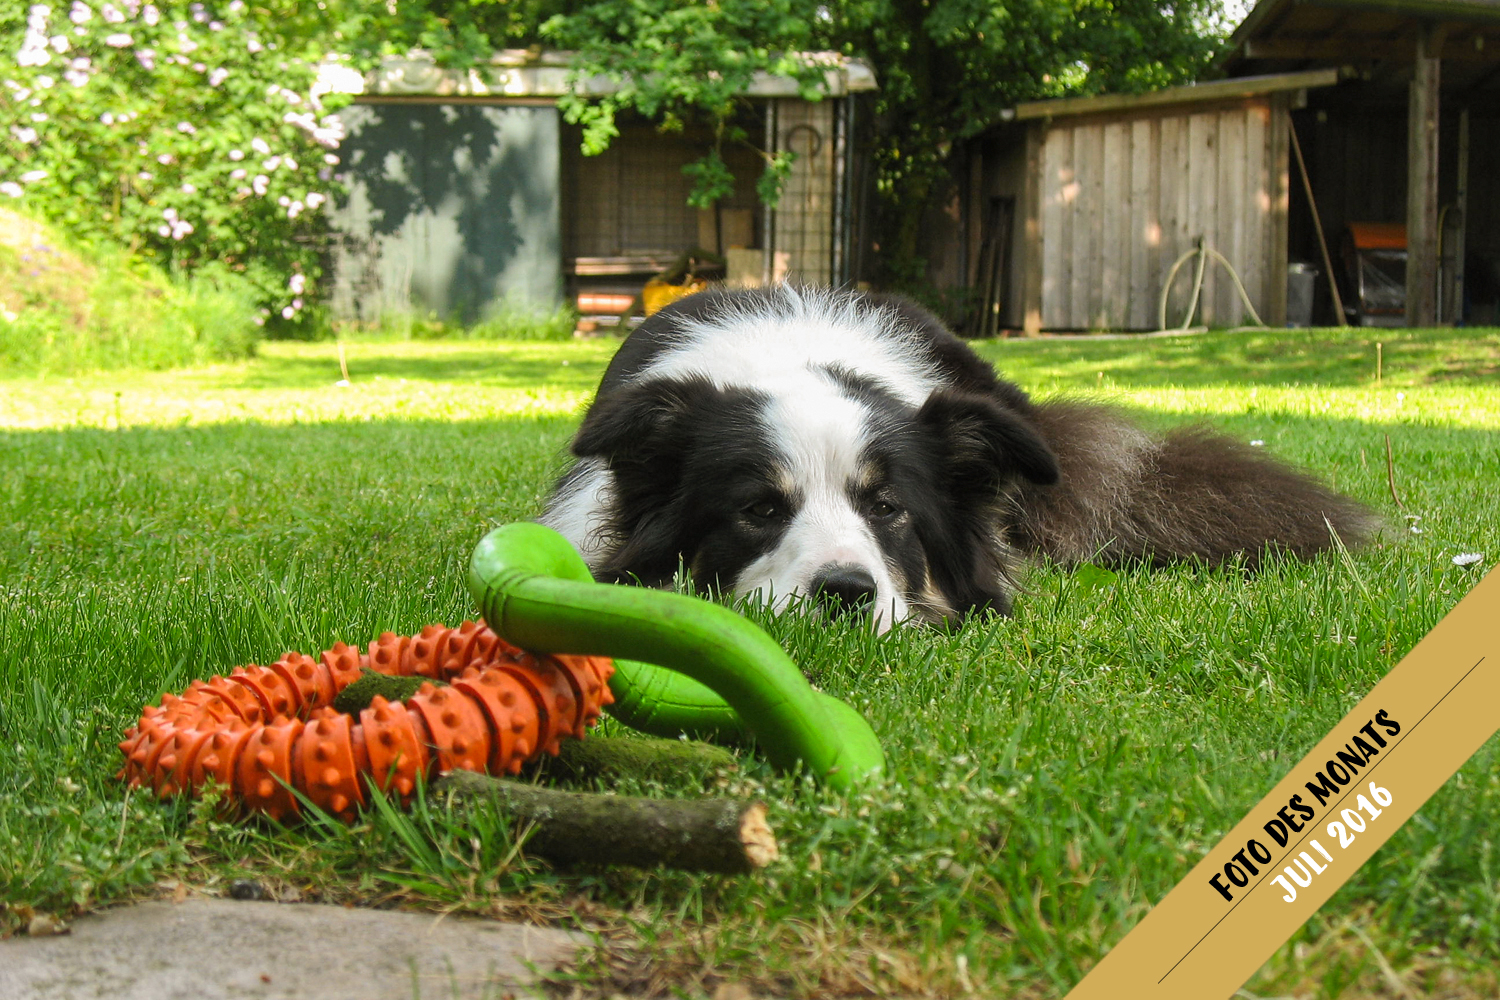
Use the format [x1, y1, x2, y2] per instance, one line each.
[1027, 96, 1289, 330]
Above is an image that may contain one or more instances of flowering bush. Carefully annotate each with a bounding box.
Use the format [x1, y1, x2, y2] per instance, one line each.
[0, 0, 350, 330]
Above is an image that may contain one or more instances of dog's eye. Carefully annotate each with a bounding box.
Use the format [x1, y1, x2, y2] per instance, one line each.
[745, 500, 782, 522]
[868, 500, 899, 520]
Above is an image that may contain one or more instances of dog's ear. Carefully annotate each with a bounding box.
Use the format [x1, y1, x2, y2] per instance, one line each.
[573, 376, 717, 472]
[918, 389, 1059, 490]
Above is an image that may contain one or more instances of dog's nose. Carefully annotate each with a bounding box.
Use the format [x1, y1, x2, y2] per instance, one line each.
[811, 564, 877, 616]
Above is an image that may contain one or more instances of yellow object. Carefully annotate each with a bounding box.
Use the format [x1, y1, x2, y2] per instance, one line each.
[643, 277, 708, 317]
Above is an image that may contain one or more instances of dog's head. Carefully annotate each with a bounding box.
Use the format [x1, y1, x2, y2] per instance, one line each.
[572, 366, 1058, 631]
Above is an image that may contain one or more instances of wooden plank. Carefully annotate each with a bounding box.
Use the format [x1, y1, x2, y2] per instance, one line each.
[1128, 117, 1155, 329]
[1055, 127, 1078, 328]
[1187, 111, 1217, 325]
[1102, 120, 1130, 328]
[1040, 127, 1063, 328]
[1267, 95, 1289, 327]
[1011, 69, 1341, 121]
[1219, 107, 1248, 324]
[1240, 102, 1268, 322]
[1406, 24, 1441, 326]
[1240, 37, 1499, 62]
[1076, 122, 1106, 329]
[1021, 123, 1045, 336]
[1160, 114, 1187, 328]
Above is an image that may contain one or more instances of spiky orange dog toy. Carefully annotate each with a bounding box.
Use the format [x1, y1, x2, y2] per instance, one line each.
[117, 621, 614, 822]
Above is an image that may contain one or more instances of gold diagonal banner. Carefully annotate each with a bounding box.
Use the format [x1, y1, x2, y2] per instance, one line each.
[1065, 564, 1499, 999]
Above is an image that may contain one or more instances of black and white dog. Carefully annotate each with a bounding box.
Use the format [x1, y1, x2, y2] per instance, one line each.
[541, 286, 1377, 631]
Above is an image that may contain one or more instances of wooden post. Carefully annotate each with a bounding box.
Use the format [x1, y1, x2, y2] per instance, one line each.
[1021, 123, 1045, 336]
[1406, 23, 1442, 327]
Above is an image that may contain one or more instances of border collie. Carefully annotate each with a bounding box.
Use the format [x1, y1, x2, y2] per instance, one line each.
[541, 286, 1378, 631]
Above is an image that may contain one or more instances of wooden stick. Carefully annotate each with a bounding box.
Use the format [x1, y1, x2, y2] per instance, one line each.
[1289, 120, 1348, 327]
[543, 735, 740, 786]
[436, 770, 778, 874]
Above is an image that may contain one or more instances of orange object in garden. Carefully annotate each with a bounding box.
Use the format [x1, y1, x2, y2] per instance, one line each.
[116, 622, 614, 822]
[643, 276, 708, 316]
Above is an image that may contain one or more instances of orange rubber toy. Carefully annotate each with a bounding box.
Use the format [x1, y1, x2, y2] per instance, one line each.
[116, 621, 614, 822]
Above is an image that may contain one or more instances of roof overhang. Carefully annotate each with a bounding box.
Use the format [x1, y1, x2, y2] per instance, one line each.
[1006, 68, 1342, 122]
[319, 50, 877, 101]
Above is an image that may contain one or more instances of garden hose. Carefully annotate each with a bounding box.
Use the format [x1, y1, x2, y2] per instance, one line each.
[467, 522, 885, 790]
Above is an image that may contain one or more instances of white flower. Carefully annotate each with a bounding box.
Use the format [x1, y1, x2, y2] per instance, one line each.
[208, 66, 228, 86]
[49, 34, 68, 52]
[162, 207, 177, 219]
[0, 182, 23, 197]
[191, 61, 204, 73]
[291, 297, 302, 308]
[323, 153, 339, 165]
[169, 218, 192, 239]
[228, 0, 243, 11]
[134, 48, 154, 70]
[11, 126, 38, 143]
[228, 149, 243, 161]
[250, 137, 269, 155]
[252, 174, 268, 195]
[176, 33, 197, 54]
[229, 167, 246, 180]
[276, 194, 290, 207]
[209, 20, 221, 31]
[286, 200, 302, 218]
[101, 3, 123, 22]
[136, 170, 151, 181]
[246, 37, 263, 53]
[176, 121, 195, 134]
[143, 3, 158, 25]
[35, 75, 54, 89]
[19, 169, 48, 182]
[1249, 439, 1264, 447]
[69, 1, 91, 24]
[156, 152, 174, 165]
[180, 182, 195, 194]
[30, 112, 49, 122]
[63, 68, 89, 86]
[253, 315, 265, 326]
[263, 155, 282, 171]
[281, 305, 294, 319]
[17, 47, 50, 68]
[1453, 552, 1484, 567]
[283, 156, 297, 171]
[288, 273, 306, 293]
[103, 32, 131, 46]
[157, 224, 171, 236]
[304, 191, 324, 209]
[100, 111, 114, 124]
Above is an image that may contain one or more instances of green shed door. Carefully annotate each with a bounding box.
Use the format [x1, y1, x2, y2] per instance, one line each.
[330, 103, 561, 324]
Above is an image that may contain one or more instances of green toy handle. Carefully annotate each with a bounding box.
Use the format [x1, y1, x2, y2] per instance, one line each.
[466, 522, 884, 789]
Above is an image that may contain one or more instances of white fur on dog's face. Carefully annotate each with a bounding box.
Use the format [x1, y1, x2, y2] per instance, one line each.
[729, 379, 910, 633]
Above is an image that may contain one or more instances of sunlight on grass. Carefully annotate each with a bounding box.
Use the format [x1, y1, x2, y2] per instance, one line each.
[0, 340, 617, 430]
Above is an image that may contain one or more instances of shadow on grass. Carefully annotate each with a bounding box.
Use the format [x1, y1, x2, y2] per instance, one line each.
[977, 326, 1500, 389]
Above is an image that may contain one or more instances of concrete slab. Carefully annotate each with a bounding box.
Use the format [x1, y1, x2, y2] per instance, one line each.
[0, 898, 585, 1000]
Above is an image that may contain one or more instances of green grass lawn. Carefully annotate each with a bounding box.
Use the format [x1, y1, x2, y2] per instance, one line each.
[2, 326, 1498, 998]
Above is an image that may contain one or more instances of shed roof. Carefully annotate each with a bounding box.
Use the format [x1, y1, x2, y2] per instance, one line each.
[1224, 0, 1500, 96]
[320, 50, 877, 101]
[1006, 68, 1340, 121]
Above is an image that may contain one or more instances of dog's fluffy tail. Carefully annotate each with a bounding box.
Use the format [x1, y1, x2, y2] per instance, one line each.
[1008, 400, 1383, 569]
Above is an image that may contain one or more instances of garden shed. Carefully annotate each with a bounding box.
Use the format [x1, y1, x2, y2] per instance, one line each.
[950, 0, 1500, 333]
[323, 51, 876, 326]
[955, 69, 1337, 334]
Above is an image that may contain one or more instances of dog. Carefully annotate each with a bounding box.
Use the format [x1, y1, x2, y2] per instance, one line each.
[541, 286, 1378, 631]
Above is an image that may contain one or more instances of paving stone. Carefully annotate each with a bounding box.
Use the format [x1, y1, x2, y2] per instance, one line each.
[0, 898, 585, 1000]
